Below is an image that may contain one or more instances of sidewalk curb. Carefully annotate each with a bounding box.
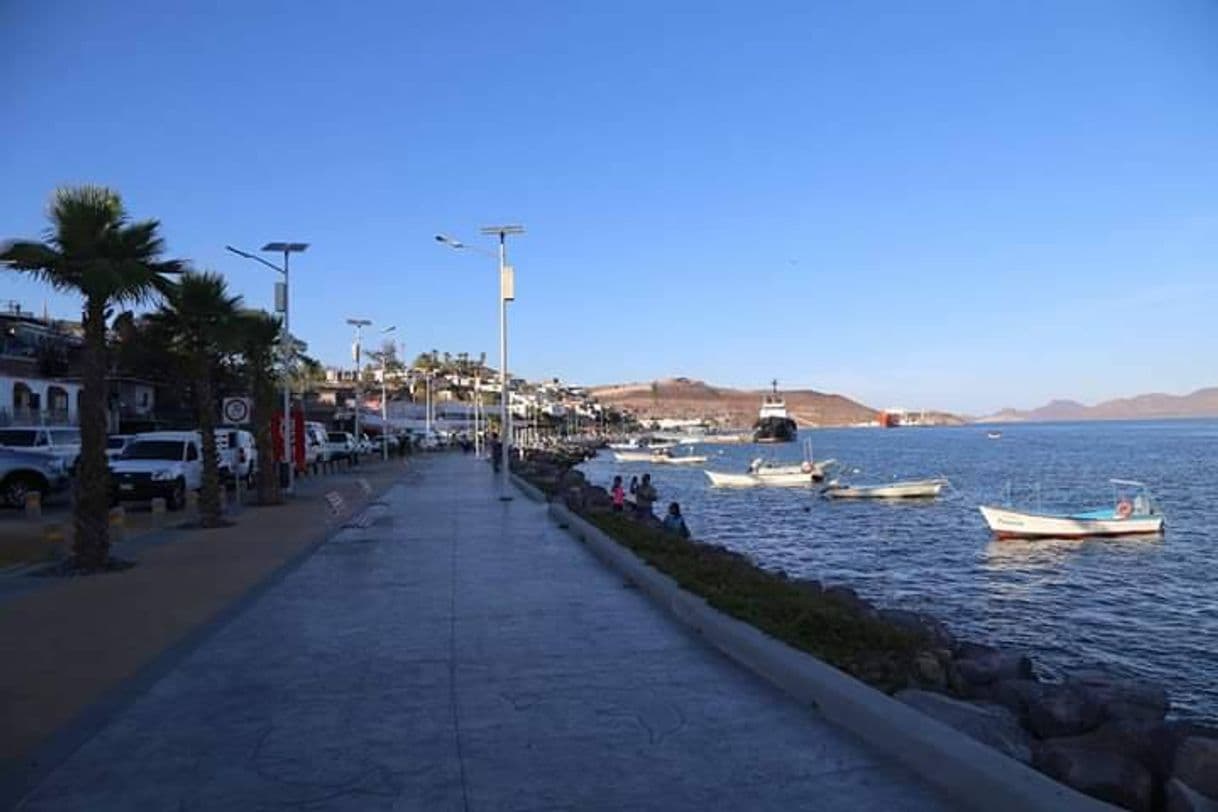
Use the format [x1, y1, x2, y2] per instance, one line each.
[0, 474, 406, 811]
[543, 500, 1114, 812]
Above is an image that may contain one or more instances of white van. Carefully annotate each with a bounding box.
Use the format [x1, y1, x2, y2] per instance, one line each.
[110, 431, 203, 510]
[304, 422, 330, 466]
[215, 428, 257, 484]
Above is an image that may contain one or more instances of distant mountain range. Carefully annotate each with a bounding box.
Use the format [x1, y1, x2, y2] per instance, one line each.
[590, 378, 878, 428]
[982, 387, 1218, 423]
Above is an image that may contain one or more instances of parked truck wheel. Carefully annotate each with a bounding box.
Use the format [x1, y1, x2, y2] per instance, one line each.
[167, 479, 186, 511]
[2, 473, 46, 509]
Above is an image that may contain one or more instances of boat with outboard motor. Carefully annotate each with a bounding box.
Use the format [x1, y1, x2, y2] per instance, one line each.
[822, 478, 948, 500]
[979, 479, 1164, 539]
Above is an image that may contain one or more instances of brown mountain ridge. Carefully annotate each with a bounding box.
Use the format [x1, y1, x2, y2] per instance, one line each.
[983, 387, 1218, 422]
[590, 378, 876, 427]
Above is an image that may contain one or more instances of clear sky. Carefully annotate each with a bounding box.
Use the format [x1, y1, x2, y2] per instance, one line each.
[3, 1, 1217, 415]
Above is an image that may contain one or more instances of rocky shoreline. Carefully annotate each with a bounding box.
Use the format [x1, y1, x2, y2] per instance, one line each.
[513, 446, 1218, 812]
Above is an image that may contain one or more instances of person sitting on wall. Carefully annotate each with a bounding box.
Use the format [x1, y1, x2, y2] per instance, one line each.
[662, 502, 690, 539]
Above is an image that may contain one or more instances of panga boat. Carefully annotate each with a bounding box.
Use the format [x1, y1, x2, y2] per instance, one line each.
[704, 446, 836, 488]
[987, 431, 1002, 440]
[822, 478, 948, 500]
[980, 479, 1164, 540]
[653, 453, 709, 466]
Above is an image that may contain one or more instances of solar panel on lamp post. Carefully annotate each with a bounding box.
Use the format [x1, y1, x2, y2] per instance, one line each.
[435, 226, 524, 500]
[225, 241, 308, 494]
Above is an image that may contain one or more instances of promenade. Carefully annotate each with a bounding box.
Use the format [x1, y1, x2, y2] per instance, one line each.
[13, 454, 951, 810]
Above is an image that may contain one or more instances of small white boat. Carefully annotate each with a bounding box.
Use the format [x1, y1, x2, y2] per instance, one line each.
[987, 431, 1002, 440]
[607, 437, 677, 452]
[823, 478, 948, 499]
[980, 479, 1164, 539]
[654, 453, 709, 466]
[704, 457, 835, 488]
[612, 450, 655, 463]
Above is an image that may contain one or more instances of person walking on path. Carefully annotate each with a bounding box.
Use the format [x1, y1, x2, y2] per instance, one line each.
[610, 476, 626, 512]
[490, 432, 502, 473]
[635, 473, 657, 517]
[662, 501, 691, 538]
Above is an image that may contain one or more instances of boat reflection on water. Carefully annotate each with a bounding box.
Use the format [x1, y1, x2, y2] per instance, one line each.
[982, 533, 1164, 572]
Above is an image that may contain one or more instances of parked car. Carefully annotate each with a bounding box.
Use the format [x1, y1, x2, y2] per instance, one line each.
[106, 435, 133, 461]
[0, 448, 71, 508]
[110, 431, 203, 510]
[355, 433, 373, 455]
[304, 422, 331, 466]
[325, 431, 356, 462]
[0, 426, 82, 472]
[215, 428, 257, 484]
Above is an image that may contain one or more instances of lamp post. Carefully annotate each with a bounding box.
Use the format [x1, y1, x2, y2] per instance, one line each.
[379, 326, 396, 461]
[436, 226, 524, 500]
[226, 241, 308, 494]
[347, 318, 371, 456]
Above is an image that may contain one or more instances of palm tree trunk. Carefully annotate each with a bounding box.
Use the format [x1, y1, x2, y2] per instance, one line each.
[252, 371, 281, 505]
[195, 363, 223, 527]
[72, 298, 111, 568]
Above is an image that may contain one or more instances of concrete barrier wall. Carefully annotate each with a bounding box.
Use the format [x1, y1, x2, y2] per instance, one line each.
[546, 501, 1114, 812]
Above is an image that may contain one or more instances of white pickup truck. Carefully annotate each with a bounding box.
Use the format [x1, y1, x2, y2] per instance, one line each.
[109, 431, 203, 510]
[0, 426, 82, 472]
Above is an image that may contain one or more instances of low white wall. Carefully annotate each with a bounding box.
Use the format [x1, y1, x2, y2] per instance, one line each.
[546, 501, 1115, 812]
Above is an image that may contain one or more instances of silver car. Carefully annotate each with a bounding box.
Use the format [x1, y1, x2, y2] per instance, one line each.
[0, 448, 71, 508]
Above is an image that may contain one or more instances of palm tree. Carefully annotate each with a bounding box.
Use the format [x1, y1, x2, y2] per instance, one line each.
[233, 310, 283, 506]
[152, 271, 241, 527]
[1, 186, 181, 570]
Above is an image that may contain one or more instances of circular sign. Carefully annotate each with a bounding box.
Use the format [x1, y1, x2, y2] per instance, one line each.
[222, 397, 251, 424]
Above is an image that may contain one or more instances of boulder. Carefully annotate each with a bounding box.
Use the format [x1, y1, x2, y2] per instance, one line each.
[954, 640, 999, 660]
[955, 649, 1034, 687]
[897, 690, 1033, 764]
[792, 578, 823, 596]
[1069, 670, 1170, 725]
[911, 651, 948, 692]
[1174, 737, 1218, 799]
[877, 609, 955, 649]
[824, 584, 874, 616]
[1026, 683, 1105, 739]
[1035, 741, 1154, 812]
[581, 486, 613, 514]
[1167, 779, 1218, 812]
[559, 469, 587, 490]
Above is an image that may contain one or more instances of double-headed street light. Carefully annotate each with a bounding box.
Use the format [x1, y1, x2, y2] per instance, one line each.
[436, 225, 524, 501]
[226, 241, 308, 494]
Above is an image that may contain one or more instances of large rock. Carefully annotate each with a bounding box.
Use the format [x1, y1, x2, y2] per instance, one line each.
[581, 485, 613, 514]
[1069, 670, 1170, 725]
[877, 609, 955, 649]
[824, 584, 874, 616]
[1174, 737, 1218, 799]
[897, 690, 1033, 764]
[911, 651, 948, 693]
[955, 649, 1034, 687]
[1035, 741, 1154, 812]
[559, 469, 587, 490]
[1167, 778, 1218, 812]
[989, 680, 1104, 739]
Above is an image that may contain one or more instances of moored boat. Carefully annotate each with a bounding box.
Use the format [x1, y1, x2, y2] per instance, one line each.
[980, 480, 1164, 539]
[753, 379, 798, 443]
[822, 478, 948, 500]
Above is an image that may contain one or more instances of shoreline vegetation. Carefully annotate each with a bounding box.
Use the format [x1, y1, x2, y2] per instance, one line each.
[514, 445, 1218, 812]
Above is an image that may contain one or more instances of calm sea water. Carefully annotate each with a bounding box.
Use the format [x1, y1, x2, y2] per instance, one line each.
[579, 420, 1218, 722]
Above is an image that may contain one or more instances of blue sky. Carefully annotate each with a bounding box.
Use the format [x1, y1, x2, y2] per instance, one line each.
[3, 1, 1217, 415]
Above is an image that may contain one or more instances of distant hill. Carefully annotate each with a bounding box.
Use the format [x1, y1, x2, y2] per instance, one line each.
[590, 378, 877, 427]
[982, 387, 1218, 423]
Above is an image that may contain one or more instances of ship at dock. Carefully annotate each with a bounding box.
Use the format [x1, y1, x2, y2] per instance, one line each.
[753, 380, 798, 443]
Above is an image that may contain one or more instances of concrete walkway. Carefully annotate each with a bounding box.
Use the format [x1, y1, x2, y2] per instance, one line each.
[15, 455, 952, 811]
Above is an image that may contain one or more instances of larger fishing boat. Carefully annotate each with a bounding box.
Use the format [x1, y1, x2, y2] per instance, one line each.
[980, 479, 1164, 539]
[753, 380, 798, 444]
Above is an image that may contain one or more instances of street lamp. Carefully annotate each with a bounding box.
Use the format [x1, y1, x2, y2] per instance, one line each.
[435, 226, 524, 500]
[226, 241, 308, 494]
[379, 325, 396, 461]
[347, 318, 371, 456]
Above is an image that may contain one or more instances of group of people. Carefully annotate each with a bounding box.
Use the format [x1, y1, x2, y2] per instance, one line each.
[609, 473, 690, 539]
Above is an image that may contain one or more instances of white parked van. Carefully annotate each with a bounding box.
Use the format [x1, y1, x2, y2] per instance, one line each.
[215, 428, 257, 484]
